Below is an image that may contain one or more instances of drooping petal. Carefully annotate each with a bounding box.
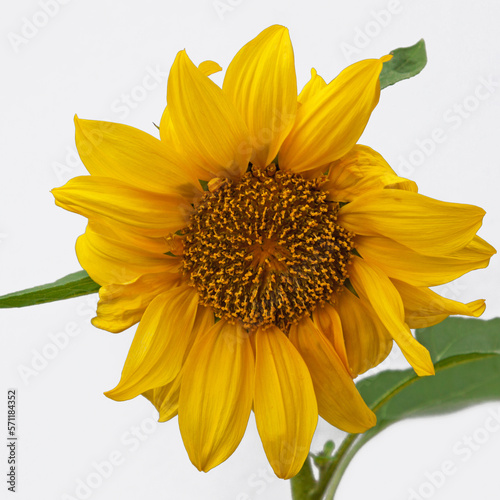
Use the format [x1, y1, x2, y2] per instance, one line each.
[168, 50, 251, 180]
[92, 271, 184, 333]
[323, 145, 417, 202]
[312, 303, 350, 373]
[76, 222, 181, 286]
[105, 285, 200, 401]
[297, 68, 327, 104]
[392, 278, 486, 329]
[355, 235, 496, 287]
[348, 256, 435, 376]
[179, 320, 254, 472]
[280, 56, 388, 174]
[289, 317, 376, 433]
[338, 190, 486, 256]
[254, 325, 317, 479]
[223, 25, 297, 169]
[335, 289, 393, 377]
[74, 116, 201, 198]
[52, 176, 193, 236]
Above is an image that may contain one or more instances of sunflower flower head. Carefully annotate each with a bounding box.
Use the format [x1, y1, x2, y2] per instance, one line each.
[52, 25, 495, 479]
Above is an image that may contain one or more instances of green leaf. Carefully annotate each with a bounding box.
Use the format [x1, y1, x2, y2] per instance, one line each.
[380, 39, 427, 90]
[358, 318, 500, 420]
[0, 270, 100, 308]
[311, 317, 500, 499]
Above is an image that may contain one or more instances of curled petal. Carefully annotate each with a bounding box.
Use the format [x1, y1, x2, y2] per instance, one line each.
[323, 145, 417, 202]
[142, 372, 182, 423]
[355, 235, 496, 287]
[392, 278, 486, 329]
[297, 68, 327, 104]
[92, 271, 184, 333]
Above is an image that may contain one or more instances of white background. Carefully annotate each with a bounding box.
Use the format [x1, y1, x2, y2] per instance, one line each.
[1, 1, 500, 499]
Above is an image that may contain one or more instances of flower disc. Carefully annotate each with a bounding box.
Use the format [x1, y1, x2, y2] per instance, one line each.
[183, 166, 354, 330]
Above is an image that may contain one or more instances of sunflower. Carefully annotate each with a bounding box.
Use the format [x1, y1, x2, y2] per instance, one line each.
[52, 25, 495, 479]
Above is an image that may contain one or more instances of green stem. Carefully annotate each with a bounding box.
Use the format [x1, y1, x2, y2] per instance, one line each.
[308, 375, 419, 499]
[308, 433, 357, 500]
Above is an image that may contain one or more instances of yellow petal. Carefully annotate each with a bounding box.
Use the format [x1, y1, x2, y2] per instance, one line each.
[338, 190, 486, 256]
[159, 60, 222, 183]
[392, 278, 486, 329]
[167, 50, 251, 180]
[143, 304, 215, 423]
[52, 176, 193, 236]
[355, 235, 496, 287]
[223, 25, 297, 169]
[280, 57, 385, 174]
[92, 271, 184, 333]
[105, 285, 201, 401]
[142, 372, 182, 423]
[89, 218, 171, 255]
[297, 68, 327, 104]
[179, 320, 254, 472]
[74, 116, 201, 198]
[159, 106, 177, 146]
[76, 222, 180, 286]
[289, 316, 376, 433]
[349, 256, 435, 376]
[197, 60, 223, 77]
[323, 145, 417, 202]
[312, 303, 350, 373]
[335, 289, 393, 377]
[254, 325, 318, 479]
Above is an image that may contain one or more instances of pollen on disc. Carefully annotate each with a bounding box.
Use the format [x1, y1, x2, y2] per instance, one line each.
[182, 167, 353, 331]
